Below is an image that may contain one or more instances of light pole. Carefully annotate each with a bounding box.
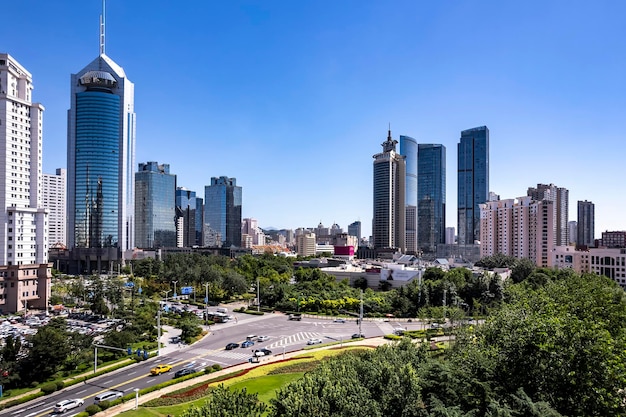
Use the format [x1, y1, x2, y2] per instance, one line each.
[134, 388, 139, 409]
[163, 290, 171, 304]
[256, 276, 260, 312]
[204, 282, 209, 324]
[172, 281, 178, 300]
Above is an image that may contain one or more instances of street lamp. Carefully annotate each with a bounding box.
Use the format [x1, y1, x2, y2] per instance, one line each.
[204, 282, 210, 325]
[134, 388, 139, 409]
[172, 280, 178, 300]
[163, 290, 171, 303]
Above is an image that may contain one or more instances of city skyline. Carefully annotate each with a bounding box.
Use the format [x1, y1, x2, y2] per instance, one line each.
[2, 1, 625, 239]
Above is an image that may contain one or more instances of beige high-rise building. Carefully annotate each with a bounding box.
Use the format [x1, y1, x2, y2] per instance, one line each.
[296, 232, 316, 257]
[480, 196, 555, 267]
[0, 53, 51, 313]
[527, 183, 569, 246]
[42, 168, 66, 247]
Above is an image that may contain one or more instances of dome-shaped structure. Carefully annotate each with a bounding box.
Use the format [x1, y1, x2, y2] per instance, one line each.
[79, 70, 117, 88]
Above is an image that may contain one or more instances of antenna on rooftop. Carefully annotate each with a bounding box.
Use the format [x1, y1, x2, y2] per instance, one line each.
[99, 0, 106, 55]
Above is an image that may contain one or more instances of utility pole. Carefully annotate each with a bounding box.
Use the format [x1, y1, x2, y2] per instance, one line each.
[157, 303, 162, 357]
[359, 289, 363, 336]
[204, 282, 209, 325]
[443, 289, 447, 323]
[256, 276, 260, 312]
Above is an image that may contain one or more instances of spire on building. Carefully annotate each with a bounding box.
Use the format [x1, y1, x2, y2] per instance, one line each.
[99, 0, 106, 56]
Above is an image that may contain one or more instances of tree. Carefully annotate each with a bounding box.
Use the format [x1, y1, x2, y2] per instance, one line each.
[181, 385, 266, 417]
[21, 323, 70, 382]
[510, 258, 536, 283]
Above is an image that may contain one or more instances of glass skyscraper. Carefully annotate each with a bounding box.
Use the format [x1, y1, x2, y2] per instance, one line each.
[457, 126, 489, 246]
[418, 144, 446, 253]
[135, 162, 176, 248]
[175, 187, 199, 248]
[400, 135, 418, 254]
[67, 53, 135, 252]
[204, 177, 242, 248]
[372, 129, 406, 252]
[577, 200, 595, 248]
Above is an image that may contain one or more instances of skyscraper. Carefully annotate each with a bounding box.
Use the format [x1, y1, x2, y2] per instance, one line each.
[372, 129, 406, 252]
[0, 53, 50, 312]
[175, 187, 198, 248]
[135, 162, 176, 248]
[67, 20, 135, 265]
[204, 176, 242, 248]
[417, 144, 446, 253]
[348, 221, 361, 241]
[457, 126, 489, 246]
[527, 183, 569, 246]
[42, 168, 67, 247]
[577, 200, 595, 248]
[399, 135, 417, 254]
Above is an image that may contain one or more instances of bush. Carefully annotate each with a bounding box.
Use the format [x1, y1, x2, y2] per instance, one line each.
[84, 405, 101, 415]
[242, 309, 264, 315]
[211, 364, 222, 372]
[384, 334, 402, 340]
[97, 400, 111, 410]
[40, 382, 57, 395]
[75, 413, 89, 417]
[55, 381, 65, 390]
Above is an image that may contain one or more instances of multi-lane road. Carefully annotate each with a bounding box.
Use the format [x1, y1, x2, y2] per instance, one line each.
[2, 312, 402, 417]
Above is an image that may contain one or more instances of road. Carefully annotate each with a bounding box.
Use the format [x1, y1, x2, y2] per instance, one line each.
[1, 311, 405, 417]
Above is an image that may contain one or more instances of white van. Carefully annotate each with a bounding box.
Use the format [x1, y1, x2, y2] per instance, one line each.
[216, 307, 227, 314]
[94, 391, 123, 404]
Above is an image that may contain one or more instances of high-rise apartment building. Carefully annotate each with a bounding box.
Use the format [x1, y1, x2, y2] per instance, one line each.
[577, 200, 595, 248]
[348, 221, 361, 240]
[458, 126, 489, 246]
[42, 168, 67, 247]
[568, 221, 578, 245]
[372, 129, 406, 252]
[175, 187, 198, 248]
[417, 144, 446, 253]
[479, 196, 554, 267]
[0, 53, 51, 312]
[445, 227, 455, 245]
[400, 135, 417, 253]
[67, 43, 136, 263]
[527, 183, 569, 246]
[135, 162, 176, 248]
[204, 176, 242, 248]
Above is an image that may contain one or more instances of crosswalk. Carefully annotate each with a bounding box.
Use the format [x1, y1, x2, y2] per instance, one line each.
[267, 331, 324, 349]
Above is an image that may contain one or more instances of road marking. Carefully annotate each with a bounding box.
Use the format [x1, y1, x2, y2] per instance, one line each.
[123, 387, 135, 392]
[24, 402, 45, 410]
[104, 379, 114, 385]
[11, 409, 25, 415]
[75, 389, 87, 394]
[127, 371, 136, 376]
[24, 413, 37, 417]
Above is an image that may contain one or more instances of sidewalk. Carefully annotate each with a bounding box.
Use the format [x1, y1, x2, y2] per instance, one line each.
[99, 337, 390, 416]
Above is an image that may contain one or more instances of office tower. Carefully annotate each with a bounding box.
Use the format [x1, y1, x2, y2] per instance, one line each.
[195, 197, 203, 246]
[67, 32, 136, 261]
[135, 162, 176, 248]
[400, 135, 417, 253]
[204, 176, 242, 248]
[175, 187, 197, 248]
[348, 221, 361, 240]
[445, 227, 455, 245]
[42, 168, 67, 247]
[577, 200, 595, 247]
[372, 129, 406, 252]
[0, 53, 50, 312]
[418, 144, 446, 253]
[601, 231, 626, 248]
[479, 196, 554, 267]
[458, 126, 489, 246]
[527, 183, 569, 246]
[568, 221, 577, 245]
[296, 232, 316, 257]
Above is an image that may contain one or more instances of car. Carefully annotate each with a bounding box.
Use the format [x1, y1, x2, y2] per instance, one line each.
[430, 323, 443, 329]
[150, 364, 172, 375]
[333, 318, 346, 323]
[253, 348, 272, 357]
[351, 333, 364, 339]
[307, 338, 323, 345]
[257, 335, 270, 342]
[94, 391, 123, 404]
[54, 399, 84, 413]
[241, 340, 255, 348]
[174, 368, 195, 378]
[246, 334, 257, 341]
[225, 342, 240, 350]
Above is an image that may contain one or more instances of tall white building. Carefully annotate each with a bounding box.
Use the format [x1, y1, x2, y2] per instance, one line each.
[42, 168, 66, 247]
[480, 196, 555, 267]
[0, 53, 51, 312]
[527, 183, 569, 246]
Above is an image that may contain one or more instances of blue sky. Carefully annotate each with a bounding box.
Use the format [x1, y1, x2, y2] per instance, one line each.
[3, 1, 625, 239]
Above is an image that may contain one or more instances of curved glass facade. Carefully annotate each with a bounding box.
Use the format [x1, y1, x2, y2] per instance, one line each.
[74, 91, 120, 248]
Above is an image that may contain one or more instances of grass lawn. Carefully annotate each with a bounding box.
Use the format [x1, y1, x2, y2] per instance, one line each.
[118, 346, 373, 417]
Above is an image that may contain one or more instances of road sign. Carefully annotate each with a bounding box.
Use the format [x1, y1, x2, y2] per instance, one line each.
[181, 286, 194, 295]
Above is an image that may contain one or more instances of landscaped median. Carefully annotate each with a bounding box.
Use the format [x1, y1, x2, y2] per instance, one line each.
[95, 339, 387, 417]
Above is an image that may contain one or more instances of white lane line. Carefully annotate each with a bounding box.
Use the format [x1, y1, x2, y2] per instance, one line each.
[104, 379, 114, 385]
[23, 413, 36, 417]
[24, 402, 45, 410]
[127, 371, 136, 376]
[11, 409, 24, 415]
[75, 389, 87, 395]
[123, 387, 135, 392]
